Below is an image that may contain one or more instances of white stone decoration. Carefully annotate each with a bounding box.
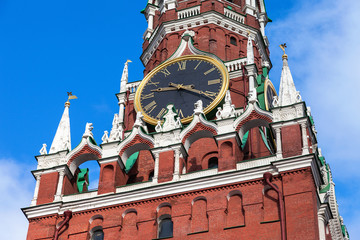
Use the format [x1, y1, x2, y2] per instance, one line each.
[216, 90, 236, 119]
[278, 54, 302, 107]
[83, 123, 94, 138]
[101, 131, 109, 144]
[109, 114, 123, 141]
[134, 111, 148, 134]
[161, 104, 182, 132]
[194, 100, 203, 115]
[39, 143, 47, 155]
[155, 121, 162, 133]
[248, 88, 257, 103]
[49, 103, 71, 154]
[246, 32, 254, 65]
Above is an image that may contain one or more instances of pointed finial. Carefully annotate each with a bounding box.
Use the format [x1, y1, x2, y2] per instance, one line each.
[280, 43, 288, 60]
[65, 92, 78, 107]
[126, 59, 132, 64]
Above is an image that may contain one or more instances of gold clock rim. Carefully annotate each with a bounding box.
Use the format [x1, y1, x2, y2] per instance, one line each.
[134, 55, 230, 125]
[264, 78, 278, 111]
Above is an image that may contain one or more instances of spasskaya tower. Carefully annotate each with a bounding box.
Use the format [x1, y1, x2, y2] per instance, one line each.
[23, 1, 349, 240]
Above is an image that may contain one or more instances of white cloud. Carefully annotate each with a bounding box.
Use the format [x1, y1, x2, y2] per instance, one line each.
[0, 159, 34, 239]
[268, 0, 360, 238]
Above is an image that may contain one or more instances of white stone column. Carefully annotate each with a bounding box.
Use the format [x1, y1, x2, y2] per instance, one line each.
[318, 212, 327, 240]
[301, 122, 310, 155]
[259, 18, 265, 37]
[153, 153, 160, 183]
[30, 175, 41, 206]
[275, 128, 283, 159]
[118, 99, 126, 124]
[173, 149, 180, 181]
[54, 171, 65, 202]
[148, 14, 154, 30]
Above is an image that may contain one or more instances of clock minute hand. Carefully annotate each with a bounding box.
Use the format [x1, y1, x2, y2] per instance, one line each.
[169, 83, 215, 100]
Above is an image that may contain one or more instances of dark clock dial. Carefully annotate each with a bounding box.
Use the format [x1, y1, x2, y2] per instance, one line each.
[135, 56, 229, 125]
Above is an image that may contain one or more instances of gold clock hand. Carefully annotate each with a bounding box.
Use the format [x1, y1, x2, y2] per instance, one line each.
[151, 87, 178, 92]
[169, 83, 215, 100]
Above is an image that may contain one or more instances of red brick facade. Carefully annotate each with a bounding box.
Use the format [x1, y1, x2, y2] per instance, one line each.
[27, 168, 319, 240]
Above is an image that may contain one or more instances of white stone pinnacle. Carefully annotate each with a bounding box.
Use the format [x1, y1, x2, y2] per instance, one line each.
[278, 56, 302, 107]
[49, 103, 71, 154]
[120, 60, 131, 93]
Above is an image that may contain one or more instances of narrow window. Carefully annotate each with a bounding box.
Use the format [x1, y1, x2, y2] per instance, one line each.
[159, 216, 173, 238]
[91, 228, 104, 240]
[208, 157, 218, 169]
[230, 36, 237, 46]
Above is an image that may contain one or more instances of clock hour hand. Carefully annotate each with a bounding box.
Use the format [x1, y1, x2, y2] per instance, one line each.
[151, 87, 178, 92]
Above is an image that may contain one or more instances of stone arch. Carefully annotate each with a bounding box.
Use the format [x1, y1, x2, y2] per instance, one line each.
[67, 150, 101, 175]
[220, 141, 234, 158]
[121, 209, 138, 239]
[262, 185, 280, 222]
[190, 196, 208, 233]
[225, 190, 245, 227]
[182, 124, 217, 152]
[201, 151, 218, 170]
[237, 116, 271, 141]
[187, 137, 218, 173]
[101, 165, 114, 184]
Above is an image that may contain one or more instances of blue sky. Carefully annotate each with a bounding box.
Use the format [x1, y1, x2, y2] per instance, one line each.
[0, 0, 359, 239]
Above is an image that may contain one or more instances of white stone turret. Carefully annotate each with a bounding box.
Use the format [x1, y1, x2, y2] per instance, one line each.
[278, 50, 302, 107]
[49, 100, 72, 154]
[247, 34, 254, 65]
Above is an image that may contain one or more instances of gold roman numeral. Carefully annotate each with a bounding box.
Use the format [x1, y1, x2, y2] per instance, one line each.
[156, 108, 166, 119]
[194, 61, 201, 70]
[142, 93, 154, 100]
[160, 68, 171, 77]
[148, 79, 159, 87]
[205, 91, 217, 97]
[144, 101, 157, 111]
[177, 109, 184, 118]
[204, 68, 215, 75]
[177, 61, 187, 71]
[208, 79, 221, 85]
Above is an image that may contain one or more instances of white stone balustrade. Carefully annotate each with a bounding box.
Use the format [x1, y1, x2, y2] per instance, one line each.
[224, 58, 247, 72]
[224, 8, 245, 24]
[177, 6, 200, 19]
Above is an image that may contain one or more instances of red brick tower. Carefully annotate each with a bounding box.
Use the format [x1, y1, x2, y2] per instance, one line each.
[23, 1, 349, 240]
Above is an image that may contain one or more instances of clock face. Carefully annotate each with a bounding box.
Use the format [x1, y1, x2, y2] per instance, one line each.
[135, 55, 229, 125]
[264, 79, 277, 110]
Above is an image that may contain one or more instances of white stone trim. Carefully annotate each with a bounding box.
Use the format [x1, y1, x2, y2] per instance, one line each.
[141, 11, 270, 68]
[23, 155, 320, 219]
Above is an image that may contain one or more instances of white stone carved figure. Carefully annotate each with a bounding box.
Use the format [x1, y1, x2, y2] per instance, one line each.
[162, 104, 179, 132]
[109, 114, 122, 141]
[155, 121, 162, 133]
[134, 111, 148, 133]
[83, 123, 94, 137]
[175, 117, 182, 128]
[40, 143, 47, 155]
[248, 89, 257, 103]
[194, 100, 203, 114]
[216, 90, 236, 119]
[321, 165, 329, 186]
[102, 131, 109, 144]
[272, 96, 279, 107]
